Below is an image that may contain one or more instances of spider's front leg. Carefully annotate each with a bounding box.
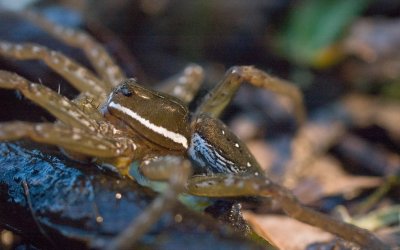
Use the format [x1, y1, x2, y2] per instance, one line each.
[0, 121, 141, 176]
[24, 11, 126, 88]
[0, 41, 107, 100]
[196, 66, 306, 125]
[0, 122, 128, 158]
[0, 70, 99, 130]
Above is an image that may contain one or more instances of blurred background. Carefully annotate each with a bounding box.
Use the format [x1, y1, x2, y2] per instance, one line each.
[0, 0, 399, 249]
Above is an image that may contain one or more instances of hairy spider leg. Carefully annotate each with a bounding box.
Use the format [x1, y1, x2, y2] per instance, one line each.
[0, 70, 99, 131]
[0, 41, 107, 103]
[25, 11, 126, 89]
[187, 175, 388, 250]
[158, 64, 204, 104]
[0, 122, 133, 158]
[107, 156, 192, 250]
[195, 66, 306, 125]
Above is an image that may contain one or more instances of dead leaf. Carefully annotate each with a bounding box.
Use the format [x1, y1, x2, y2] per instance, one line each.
[292, 156, 382, 204]
[243, 212, 334, 250]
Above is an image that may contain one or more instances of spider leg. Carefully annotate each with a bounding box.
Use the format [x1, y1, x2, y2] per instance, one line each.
[0, 122, 131, 159]
[107, 156, 191, 249]
[195, 66, 305, 125]
[25, 11, 126, 88]
[0, 41, 107, 100]
[186, 174, 388, 250]
[158, 64, 204, 104]
[0, 70, 99, 131]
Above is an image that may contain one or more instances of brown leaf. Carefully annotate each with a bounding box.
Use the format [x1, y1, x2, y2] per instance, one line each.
[292, 156, 382, 204]
[243, 212, 334, 250]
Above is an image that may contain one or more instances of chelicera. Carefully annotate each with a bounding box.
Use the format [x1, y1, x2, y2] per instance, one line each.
[0, 12, 387, 250]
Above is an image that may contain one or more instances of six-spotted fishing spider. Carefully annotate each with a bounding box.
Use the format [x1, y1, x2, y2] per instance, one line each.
[0, 11, 387, 250]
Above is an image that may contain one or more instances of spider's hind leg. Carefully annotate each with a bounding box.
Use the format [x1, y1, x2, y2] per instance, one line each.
[186, 174, 388, 250]
[195, 66, 305, 125]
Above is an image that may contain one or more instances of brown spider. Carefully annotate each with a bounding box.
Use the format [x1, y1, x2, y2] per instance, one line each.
[0, 11, 387, 250]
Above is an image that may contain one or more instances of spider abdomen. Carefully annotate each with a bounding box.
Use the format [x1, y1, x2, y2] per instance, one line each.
[189, 114, 261, 176]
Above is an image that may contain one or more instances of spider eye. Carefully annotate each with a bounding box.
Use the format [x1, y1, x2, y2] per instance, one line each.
[120, 86, 133, 97]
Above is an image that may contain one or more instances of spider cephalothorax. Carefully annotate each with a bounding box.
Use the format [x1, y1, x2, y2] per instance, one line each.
[102, 79, 191, 152]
